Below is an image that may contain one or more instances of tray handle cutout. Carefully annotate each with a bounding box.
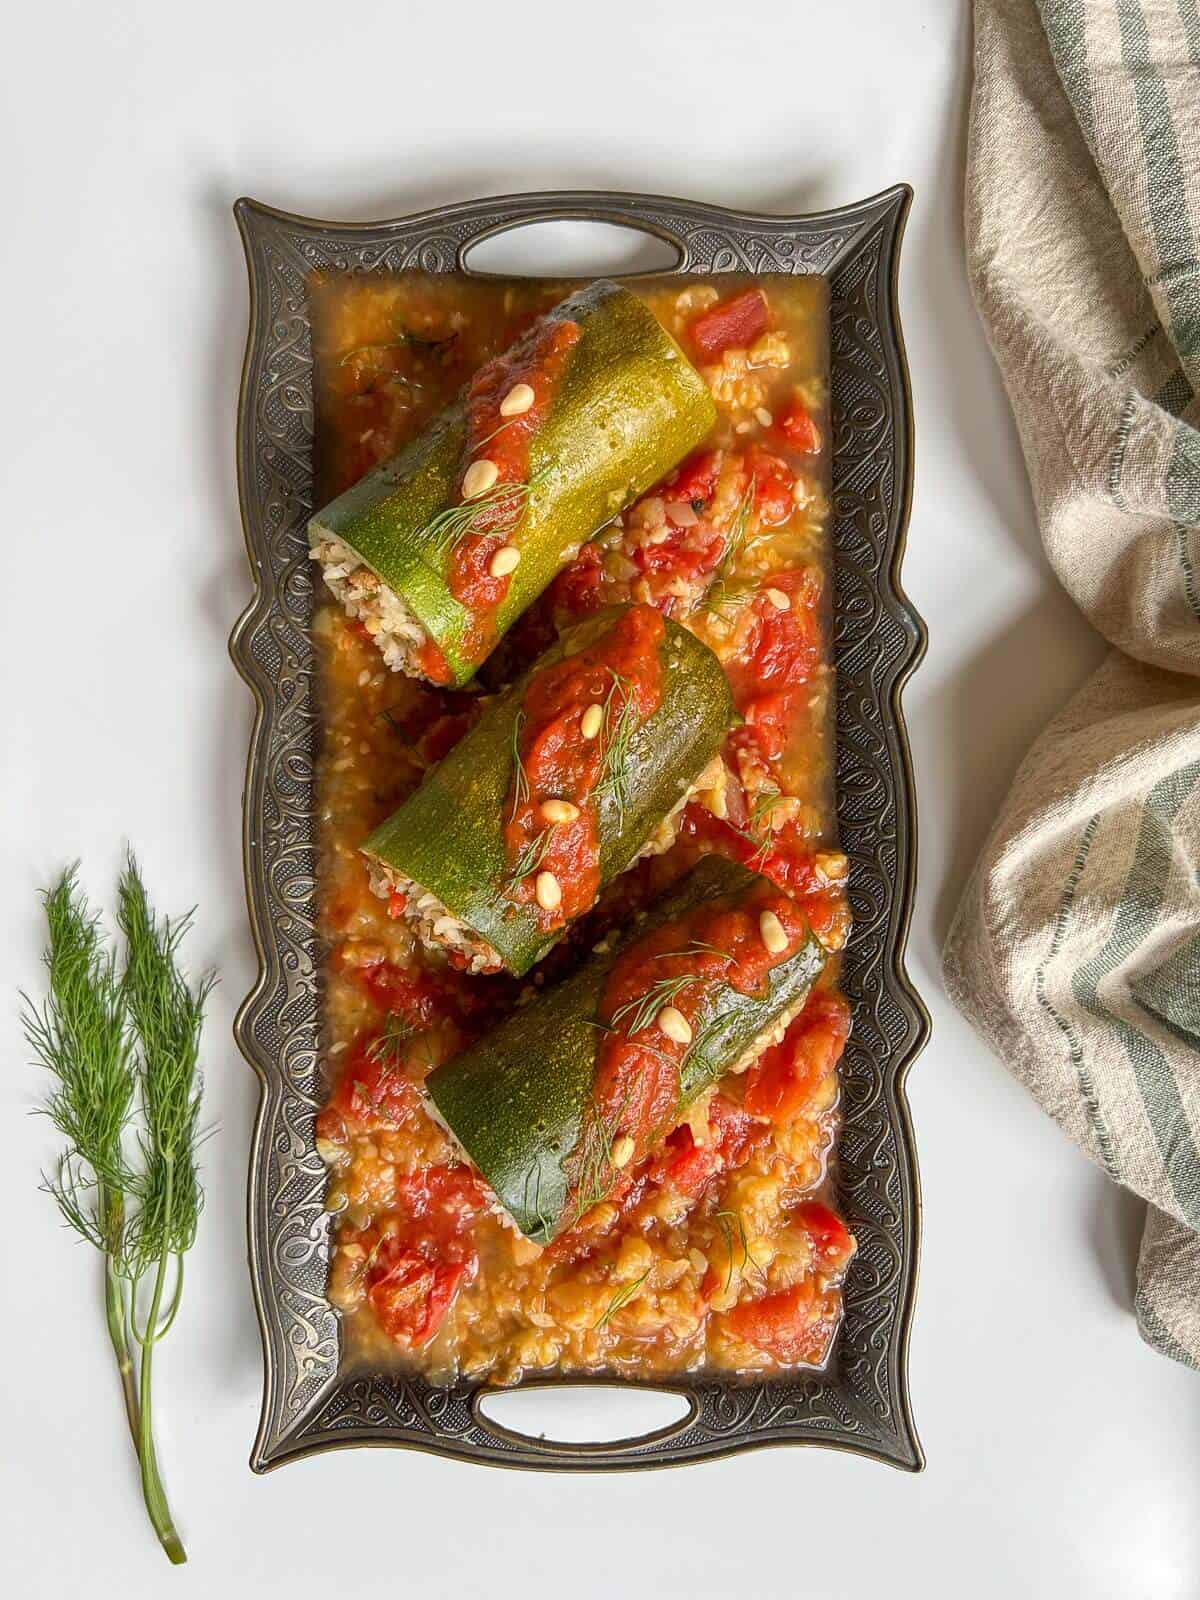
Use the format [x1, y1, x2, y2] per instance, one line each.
[474, 1383, 696, 1460]
[457, 197, 686, 277]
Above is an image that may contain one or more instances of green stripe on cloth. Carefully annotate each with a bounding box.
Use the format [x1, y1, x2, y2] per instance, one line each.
[1117, 0, 1200, 377]
[1132, 929, 1200, 1049]
[1072, 760, 1200, 1228]
[1135, 1288, 1200, 1369]
[1154, 369, 1195, 418]
[1037, 0, 1097, 152]
[1035, 814, 1122, 1177]
[1177, 0, 1200, 66]
[1167, 419, 1200, 522]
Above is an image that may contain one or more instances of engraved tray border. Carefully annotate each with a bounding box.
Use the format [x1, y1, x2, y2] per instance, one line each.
[231, 187, 928, 1473]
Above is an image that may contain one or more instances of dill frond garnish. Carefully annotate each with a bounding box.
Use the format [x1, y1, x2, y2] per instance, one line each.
[593, 669, 642, 827]
[698, 483, 757, 618]
[421, 465, 553, 560]
[734, 791, 790, 867]
[339, 313, 456, 369]
[508, 710, 530, 823]
[24, 855, 214, 1565]
[653, 939, 734, 966]
[367, 1013, 419, 1069]
[521, 1162, 556, 1242]
[609, 972, 699, 1038]
[500, 826, 556, 895]
[594, 1267, 652, 1330]
[471, 415, 518, 453]
[715, 1208, 764, 1291]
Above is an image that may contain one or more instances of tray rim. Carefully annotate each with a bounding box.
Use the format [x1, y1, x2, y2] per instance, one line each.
[231, 184, 929, 1475]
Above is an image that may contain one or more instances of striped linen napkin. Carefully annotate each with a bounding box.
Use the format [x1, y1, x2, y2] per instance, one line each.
[944, 0, 1200, 1367]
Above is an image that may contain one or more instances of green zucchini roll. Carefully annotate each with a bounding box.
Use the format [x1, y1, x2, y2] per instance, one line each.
[426, 856, 827, 1244]
[309, 282, 717, 687]
[361, 603, 733, 976]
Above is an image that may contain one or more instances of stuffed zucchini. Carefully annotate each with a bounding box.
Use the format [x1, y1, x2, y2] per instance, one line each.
[426, 856, 827, 1244]
[309, 281, 717, 686]
[362, 604, 733, 976]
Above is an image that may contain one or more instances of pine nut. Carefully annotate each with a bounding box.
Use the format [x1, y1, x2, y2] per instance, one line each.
[657, 1005, 693, 1045]
[489, 545, 521, 578]
[759, 909, 788, 955]
[610, 1134, 635, 1169]
[499, 382, 535, 416]
[756, 407, 773, 428]
[766, 587, 790, 611]
[580, 703, 604, 740]
[541, 799, 580, 825]
[462, 458, 499, 498]
[535, 871, 562, 912]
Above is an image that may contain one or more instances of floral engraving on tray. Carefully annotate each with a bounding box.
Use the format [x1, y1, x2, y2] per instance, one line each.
[232, 190, 927, 1473]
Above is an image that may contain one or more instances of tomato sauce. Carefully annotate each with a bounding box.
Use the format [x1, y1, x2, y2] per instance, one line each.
[501, 604, 664, 931]
[448, 318, 581, 670]
[579, 882, 812, 1173]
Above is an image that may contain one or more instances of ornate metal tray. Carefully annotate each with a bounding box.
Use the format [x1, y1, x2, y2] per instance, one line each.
[232, 188, 928, 1474]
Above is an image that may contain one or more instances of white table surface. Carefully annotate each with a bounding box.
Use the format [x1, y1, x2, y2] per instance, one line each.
[4, 2, 1197, 1595]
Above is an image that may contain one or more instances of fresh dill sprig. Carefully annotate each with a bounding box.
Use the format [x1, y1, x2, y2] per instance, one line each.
[593, 670, 641, 826]
[117, 855, 213, 1566]
[339, 312, 455, 369]
[594, 1267, 652, 1330]
[118, 858, 211, 1275]
[520, 1162, 555, 1242]
[609, 972, 698, 1037]
[508, 711, 530, 823]
[714, 1209, 764, 1292]
[421, 465, 552, 558]
[653, 939, 734, 966]
[25, 855, 214, 1565]
[23, 868, 139, 1449]
[471, 415, 518, 452]
[25, 868, 136, 1240]
[735, 791, 790, 867]
[501, 826, 556, 894]
[698, 483, 757, 618]
[567, 1083, 636, 1227]
[367, 1013, 420, 1069]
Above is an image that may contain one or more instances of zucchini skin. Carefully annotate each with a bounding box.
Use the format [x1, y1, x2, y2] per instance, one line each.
[427, 857, 827, 1243]
[309, 282, 717, 685]
[361, 605, 734, 976]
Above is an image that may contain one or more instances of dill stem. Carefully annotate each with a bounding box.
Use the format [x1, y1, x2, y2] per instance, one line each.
[101, 1185, 140, 1450]
[136, 1166, 186, 1566]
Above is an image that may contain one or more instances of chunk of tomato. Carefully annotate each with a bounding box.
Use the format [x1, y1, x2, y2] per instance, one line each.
[551, 540, 605, 617]
[746, 446, 794, 527]
[723, 1277, 841, 1364]
[775, 397, 822, 454]
[689, 290, 770, 360]
[324, 1036, 416, 1129]
[666, 448, 723, 509]
[647, 1095, 765, 1198]
[367, 1244, 470, 1348]
[744, 992, 851, 1124]
[794, 1201, 855, 1272]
